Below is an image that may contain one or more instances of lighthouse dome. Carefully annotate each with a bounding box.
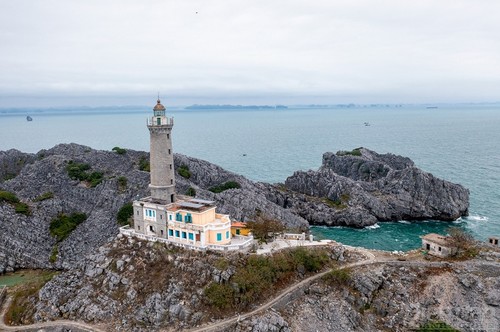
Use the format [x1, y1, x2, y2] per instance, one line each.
[153, 99, 166, 111]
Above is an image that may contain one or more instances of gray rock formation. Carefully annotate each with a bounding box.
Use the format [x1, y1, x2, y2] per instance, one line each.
[280, 148, 469, 227]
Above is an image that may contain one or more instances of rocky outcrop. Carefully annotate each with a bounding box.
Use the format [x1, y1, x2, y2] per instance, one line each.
[281, 148, 469, 227]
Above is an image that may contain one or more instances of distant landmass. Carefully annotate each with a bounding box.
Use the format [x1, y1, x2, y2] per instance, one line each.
[185, 104, 288, 110]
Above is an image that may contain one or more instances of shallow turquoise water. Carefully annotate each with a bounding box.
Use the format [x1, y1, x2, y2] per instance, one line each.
[1, 104, 499, 250]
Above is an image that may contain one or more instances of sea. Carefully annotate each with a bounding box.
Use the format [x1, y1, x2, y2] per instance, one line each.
[1, 104, 499, 252]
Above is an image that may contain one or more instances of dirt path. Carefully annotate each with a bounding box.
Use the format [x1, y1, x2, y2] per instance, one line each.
[184, 248, 387, 332]
[0, 296, 106, 332]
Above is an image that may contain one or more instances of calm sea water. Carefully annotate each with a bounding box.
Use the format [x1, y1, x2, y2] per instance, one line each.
[1, 105, 499, 251]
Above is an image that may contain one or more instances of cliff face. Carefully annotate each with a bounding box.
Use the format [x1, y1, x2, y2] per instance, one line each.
[281, 148, 469, 227]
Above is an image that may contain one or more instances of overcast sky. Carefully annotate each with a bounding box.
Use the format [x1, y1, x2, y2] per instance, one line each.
[1, 0, 500, 107]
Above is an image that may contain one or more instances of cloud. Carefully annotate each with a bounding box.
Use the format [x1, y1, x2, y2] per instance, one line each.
[1, 0, 500, 105]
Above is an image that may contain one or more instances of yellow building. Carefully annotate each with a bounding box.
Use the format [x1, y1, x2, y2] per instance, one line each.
[231, 221, 251, 236]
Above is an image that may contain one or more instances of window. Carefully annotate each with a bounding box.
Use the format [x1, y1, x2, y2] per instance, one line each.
[161, 230, 164, 236]
[185, 213, 192, 223]
[217, 233, 222, 241]
[182, 231, 187, 239]
[168, 229, 173, 237]
[168, 149, 171, 154]
[175, 230, 180, 237]
[236, 229, 240, 235]
[160, 215, 162, 220]
[176, 213, 182, 222]
[226, 231, 230, 239]
[188, 233, 194, 240]
[149, 225, 154, 232]
[138, 226, 140, 230]
[157, 117, 161, 125]
[137, 210, 139, 215]
[144, 209, 156, 219]
[438, 246, 442, 252]
[171, 179, 173, 184]
[169, 215, 172, 221]
[170, 164, 172, 170]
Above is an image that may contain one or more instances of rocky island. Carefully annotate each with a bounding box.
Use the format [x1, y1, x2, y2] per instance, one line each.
[0, 143, 486, 332]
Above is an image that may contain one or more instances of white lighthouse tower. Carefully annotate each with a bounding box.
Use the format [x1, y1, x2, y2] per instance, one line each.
[147, 98, 176, 203]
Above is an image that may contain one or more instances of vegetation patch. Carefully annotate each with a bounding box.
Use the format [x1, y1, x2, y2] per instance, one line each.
[117, 176, 128, 191]
[336, 148, 362, 157]
[177, 164, 191, 179]
[204, 247, 330, 312]
[65, 161, 103, 187]
[209, 181, 241, 193]
[117, 203, 134, 226]
[246, 214, 285, 243]
[417, 320, 459, 332]
[323, 267, 351, 286]
[33, 191, 54, 202]
[138, 156, 150, 172]
[448, 227, 480, 259]
[4, 271, 57, 325]
[112, 146, 127, 155]
[49, 212, 87, 242]
[0, 190, 30, 215]
[186, 187, 196, 197]
[49, 245, 59, 263]
[323, 193, 350, 210]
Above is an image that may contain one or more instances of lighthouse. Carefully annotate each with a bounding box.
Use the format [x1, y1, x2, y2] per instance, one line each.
[147, 98, 176, 203]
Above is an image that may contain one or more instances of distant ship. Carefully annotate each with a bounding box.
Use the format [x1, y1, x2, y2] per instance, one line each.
[364, 122, 371, 126]
[426, 106, 438, 109]
[26, 115, 33, 121]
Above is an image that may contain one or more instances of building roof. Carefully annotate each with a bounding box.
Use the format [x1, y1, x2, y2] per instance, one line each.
[421, 233, 453, 247]
[153, 99, 166, 111]
[231, 221, 247, 228]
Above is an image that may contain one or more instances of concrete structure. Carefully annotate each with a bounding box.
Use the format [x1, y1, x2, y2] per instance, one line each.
[488, 237, 499, 247]
[148, 98, 176, 203]
[421, 233, 457, 258]
[128, 98, 253, 251]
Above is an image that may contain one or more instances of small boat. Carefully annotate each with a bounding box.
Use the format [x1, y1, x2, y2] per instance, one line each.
[364, 122, 370, 126]
[242, 154, 247, 156]
[426, 106, 438, 109]
[26, 115, 33, 121]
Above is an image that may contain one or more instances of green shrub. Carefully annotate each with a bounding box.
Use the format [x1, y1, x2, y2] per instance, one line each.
[49, 212, 87, 242]
[0, 190, 19, 203]
[14, 202, 31, 215]
[186, 187, 196, 196]
[139, 156, 150, 172]
[117, 176, 128, 190]
[177, 164, 191, 179]
[117, 203, 133, 226]
[209, 181, 241, 193]
[112, 146, 127, 155]
[417, 320, 459, 332]
[336, 148, 362, 157]
[33, 191, 54, 202]
[323, 268, 351, 285]
[65, 161, 103, 187]
[49, 245, 58, 263]
[204, 282, 234, 310]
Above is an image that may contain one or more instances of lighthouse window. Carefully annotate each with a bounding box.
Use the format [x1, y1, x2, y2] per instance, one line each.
[170, 164, 172, 170]
[157, 117, 161, 125]
[167, 134, 170, 139]
[171, 179, 173, 184]
[168, 149, 171, 154]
